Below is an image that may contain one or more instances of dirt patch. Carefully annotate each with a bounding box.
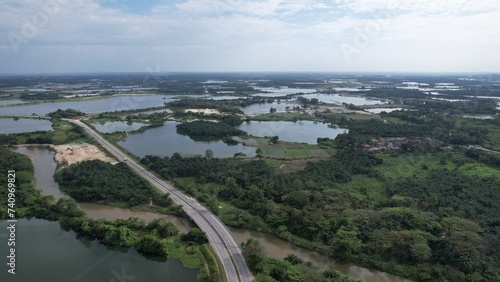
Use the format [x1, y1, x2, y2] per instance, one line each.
[185, 108, 221, 115]
[274, 159, 322, 174]
[53, 143, 116, 166]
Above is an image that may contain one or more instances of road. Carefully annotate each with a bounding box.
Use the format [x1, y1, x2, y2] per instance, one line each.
[67, 119, 253, 282]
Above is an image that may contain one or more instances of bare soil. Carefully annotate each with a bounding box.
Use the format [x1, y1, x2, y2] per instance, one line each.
[53, 143, 116, 166]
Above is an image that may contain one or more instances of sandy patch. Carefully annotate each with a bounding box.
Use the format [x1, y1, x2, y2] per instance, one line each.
[53, 143, 116, 166]
[185, 108, 221, 115]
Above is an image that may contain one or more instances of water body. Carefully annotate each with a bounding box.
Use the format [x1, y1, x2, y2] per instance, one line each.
[0, 118, 53, 134]
[0, 95, 177, 116]
[118, 121, 257, 158]
[231, 229, 412, 282]
[12, 146, 410, 282]
[11, 146, 191, 233]
[0, 99, 27, 105]
[332, 87, 372, 92]
[301, 94, 386, 105]
[203, 95, 244, 100]
[0, 219, 198, 282]
[242, 101, 298, 115]
[237, 121, 348, 144]
[365, 108, 403, 114]
[252, 87, 316, 97]
[91, 121, 147, 133]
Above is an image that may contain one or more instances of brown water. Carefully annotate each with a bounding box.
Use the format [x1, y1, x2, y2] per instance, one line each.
[13, 146, 412, 282]
[12, 146, 191, 233]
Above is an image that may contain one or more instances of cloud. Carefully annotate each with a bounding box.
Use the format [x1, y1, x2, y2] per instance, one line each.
[0, 0, 499, 72]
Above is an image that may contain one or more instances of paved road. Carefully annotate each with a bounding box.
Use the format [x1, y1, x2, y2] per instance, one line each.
[68, 119, 253, 282]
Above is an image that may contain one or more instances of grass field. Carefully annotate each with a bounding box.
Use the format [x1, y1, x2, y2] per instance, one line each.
[375, 151, 500, 180]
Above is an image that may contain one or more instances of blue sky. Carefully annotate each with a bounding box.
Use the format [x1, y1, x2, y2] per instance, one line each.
[1, 0, 499, 73]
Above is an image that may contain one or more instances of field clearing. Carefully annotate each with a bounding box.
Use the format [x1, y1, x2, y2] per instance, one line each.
[376, 152, 499, 180]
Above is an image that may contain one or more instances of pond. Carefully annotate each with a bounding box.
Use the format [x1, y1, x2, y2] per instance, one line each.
[301, 93, 386, 105]
[118, 121, 257, 158]
[252, 87, 316, 97]
[241, 101, 298, 115]
[0, 95, 178, 116]
[0, 99, 27, 105]
[91, 121, 147, 133]
[365, 108, 403, 114]
[236, 121, 348, 144]
[0, 219, 199, 282]
[0, 118, 53, 134]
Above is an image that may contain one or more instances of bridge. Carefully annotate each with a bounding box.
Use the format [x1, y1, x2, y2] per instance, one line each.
[67, 119, 253, 282]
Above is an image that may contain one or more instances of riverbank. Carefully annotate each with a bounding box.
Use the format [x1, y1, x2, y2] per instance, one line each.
[1, 147, 211, 281]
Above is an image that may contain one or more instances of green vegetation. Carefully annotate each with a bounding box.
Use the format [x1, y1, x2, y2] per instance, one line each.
[242, 238, 362, 282]
[250, 112, 315, 122]
[48, 108, 86, 119]
[54, 160, 183, 215]
[141, 144, 500, 281]
[0, 148, 210, 277]
[0, 119, 89, 145]
[176, 120, 246, 139]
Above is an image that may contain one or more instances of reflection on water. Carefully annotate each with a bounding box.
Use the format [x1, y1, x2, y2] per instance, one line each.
[252, 87, 317, 97]
[118, 121, 256, 158]
[91, 121, 147, 133]
[0, 95, 177, 116]
[365, 108, 403, 114]
[0, 118, 53, 134]
[241, 101, 297, 115]
[237, 121, 348, 144]
[0, 219, 198, 282]
[301, 93, 386, 105]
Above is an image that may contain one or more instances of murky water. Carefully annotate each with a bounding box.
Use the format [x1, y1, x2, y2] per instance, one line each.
[11, 146, 191, 233]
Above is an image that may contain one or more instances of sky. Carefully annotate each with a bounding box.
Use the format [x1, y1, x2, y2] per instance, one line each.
[1, 0, 499, 74]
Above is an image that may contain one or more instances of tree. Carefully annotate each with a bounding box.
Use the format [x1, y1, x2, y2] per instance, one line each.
[270, 136, 279, 144]
[205, 149, 214, 160]
[242, 238, 265, 273]
[181, 227, 208, 244]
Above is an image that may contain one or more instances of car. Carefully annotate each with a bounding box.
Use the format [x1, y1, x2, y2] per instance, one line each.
[123, 158, 127, 162]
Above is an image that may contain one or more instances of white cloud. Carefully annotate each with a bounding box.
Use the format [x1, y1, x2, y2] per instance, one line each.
[0, 0, 499, 72]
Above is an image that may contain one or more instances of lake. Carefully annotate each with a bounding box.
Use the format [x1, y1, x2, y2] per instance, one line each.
[242, 101, 298, 115]
[91, 121, 147, 133]
[0, 118, 53, 134]
[237, 121, 348, 144]
[0, 99, 27, 105]
[252, 87, 316, 97]
[0, 219, 198, 282]
[301, 93, 386, 105]
[0, 95, 178, 116]
[118, 121, 257, 158]
[365, 108, 403, 114]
